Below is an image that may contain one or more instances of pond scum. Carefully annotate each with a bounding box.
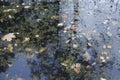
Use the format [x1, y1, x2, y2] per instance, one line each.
[0, 0, 111, 80]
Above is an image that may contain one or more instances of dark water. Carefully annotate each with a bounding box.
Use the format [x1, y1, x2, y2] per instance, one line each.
[0, 0, 120, 80]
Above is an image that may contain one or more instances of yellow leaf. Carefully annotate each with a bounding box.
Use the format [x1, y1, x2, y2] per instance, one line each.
[44, 9, 48, 11]
[25, 48, 32, 52]
[74, 67, 80, 73]
[102, 51, 108, 55]
[106, 45, 112, 49]
[7, 44, 13, 53]
[0, 48, 2, 51]
[39, 47, 46, 53]
[61, 63, 67, 67]
[51, 15, 59, 19]
[100, 77, 106, 80]
[75, 63, 81, 68]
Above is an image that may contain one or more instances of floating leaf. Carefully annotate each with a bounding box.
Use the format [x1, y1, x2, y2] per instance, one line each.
[71, 64, 75, 69]
[61, 62, 67, 67]
[24, 6, 31, 9]
[100, 56, 105, 60]
[107, 32, 112, 37]
[51, 15, 59, 19]
[83, 51, 91, 61]
[106, 45, 112, 49]
[73, 44, 79, 48]
[39, 47, 46, 53]
[35, 35, 39, 38]
[100, 78, 106, 80]
[103, 20, 108, 24]
[65, 40, 70, 44]
[7, 44, 13, 53]
[2, 33, 16, 41]
[75, 63, 81, 68]
[70, 25, 76, 30]
[25, 48, 32, 52]
[57, 23, 64, 27]
[102, 51, 108, 55]
[22, 37, 30, 43]
[74, 67, 80, 73]
[8, 63, 13, 67]
[87, 43, 92, 47]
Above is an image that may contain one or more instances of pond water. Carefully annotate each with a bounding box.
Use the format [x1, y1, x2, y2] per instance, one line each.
[0, 0, 120, 80]
[60, 0, 120, 80]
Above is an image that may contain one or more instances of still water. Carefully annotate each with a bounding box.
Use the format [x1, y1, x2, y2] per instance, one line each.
[0, 0, 120, 80]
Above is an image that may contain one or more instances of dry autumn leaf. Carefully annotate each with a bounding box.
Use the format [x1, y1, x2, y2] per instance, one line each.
[7, 44, 13, 53]
[39, 47, 46, 53]
[102, 51, 108, 55]
[2, 33, 16, 41]
[61, 62, 67, 67]
[106, 45, 112, 49]
[74, 67, 80, 73]
[51, 15, 59, 19]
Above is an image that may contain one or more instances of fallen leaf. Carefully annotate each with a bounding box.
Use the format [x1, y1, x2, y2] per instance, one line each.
[65, 40, 70, 44]
[71, 64, 75, 69]
[70, 25, 76, 30]
[106, 56, 110, 59]
[8, 63, 13, 67]
[87, 43, 92, 47]
[106, 45, 112, 49]
[103, 45, 106, 49]
[24, 6, 31, 9]
[103, 45, 112, 49]
[39, 47, 46, 53]
[35, 34, 39, 38]
[103, 20, 108, 24]
[61, 63, 67, 67]
[77, 29, 83, 32]
[83, 51, 91, 61]
[75, 63, 81, 68]
[7, 44, 13, 53]
[0, 48, 2, 51]
[2, 33, 16, 41]
[57, 23, 64, 27]
[102, 51, 108, 55]
[73, 44, 79, 48]
[100, 77, 106, 80]
[22, 37, 30, 43]
[51, 15, 59, 19]
[25, 48, 32, 52]
[100, 56, 105, 60]
[107, 32, 112, 37]
[74, 67, 80, 73]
